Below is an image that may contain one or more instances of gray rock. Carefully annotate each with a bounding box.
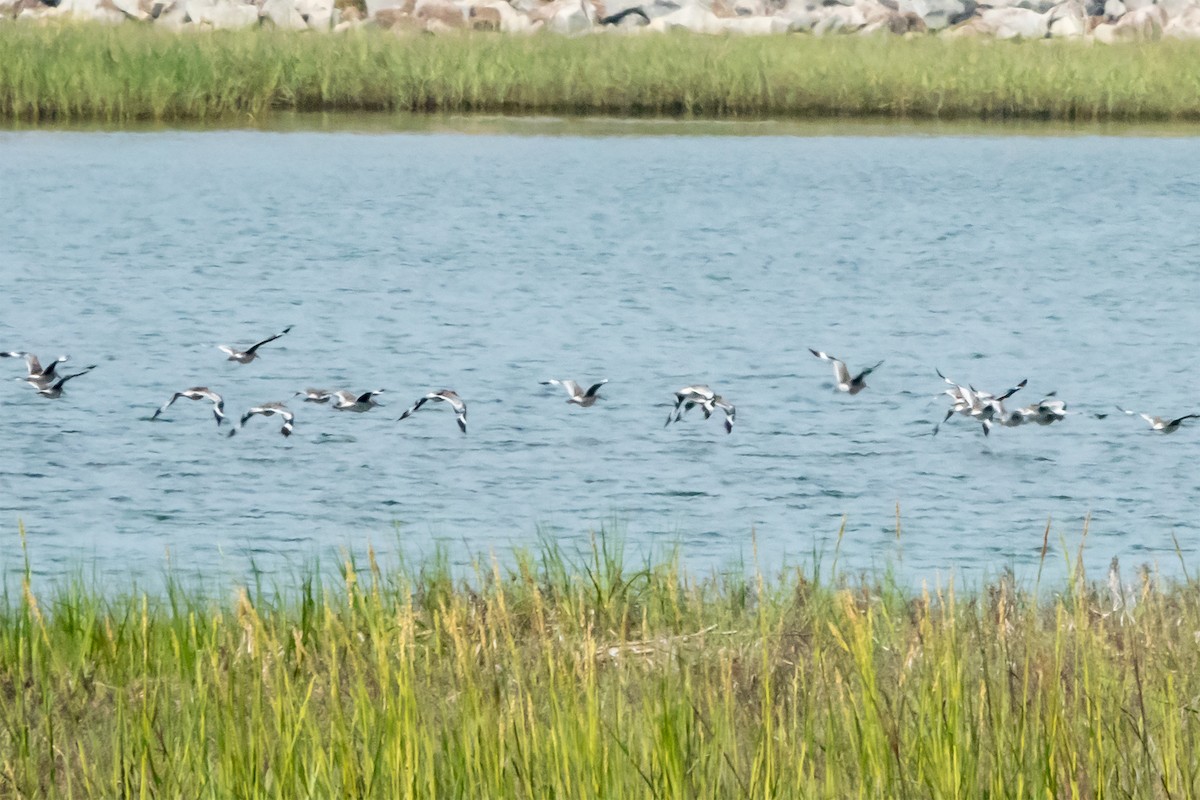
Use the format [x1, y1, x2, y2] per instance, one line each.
[185, 0, 259, 26]
[899, 0, 973, 29]
[260, 0, 307, 26]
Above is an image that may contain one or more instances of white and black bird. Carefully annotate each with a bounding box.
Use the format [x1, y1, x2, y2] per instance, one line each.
[540, 379, 608, 407]
[1025, 394, 1068, 426]
[809, 350, 883, 395]
[233, 402, 295, 437]
[1116, 407, 1200, 434]
[36, 365, 97, 399]
[397, 390, 467, 434]
[934, 369, 1027, 436]
[330, 389, 385, 412]
[2, 352, 70, 389]
[666, 385, 717, 427]
[666, 385, 735, 434]
[218, 326, 293, 364]
[294, 388, 334, 404]
[152, 387, 226, 426]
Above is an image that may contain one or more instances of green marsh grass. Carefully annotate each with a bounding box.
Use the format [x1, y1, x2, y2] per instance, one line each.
[5, 24, 1200, 121]
[4, 527, 1200, 797]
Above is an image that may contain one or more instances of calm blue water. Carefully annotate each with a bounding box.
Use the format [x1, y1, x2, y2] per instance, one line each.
[2, 121, 1199, 588]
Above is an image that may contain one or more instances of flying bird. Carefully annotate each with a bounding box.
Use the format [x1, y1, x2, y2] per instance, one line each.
[152, 387, 226, 426]
[2, 352, 70, 389]
[218, 326, 293, 364]
[294, 388, 334, 403]
[809, 350, 883, 395]
[666, 385, 735, 434]
[36, 365, 98, 399]
[540, 379, 608, 407]
[1116, 407, 1199, 434]
[232, 402, 295, 437]
[330, 389, 385, 412]
[934, 369, 1027, 435]
[397, 390, 467, 434]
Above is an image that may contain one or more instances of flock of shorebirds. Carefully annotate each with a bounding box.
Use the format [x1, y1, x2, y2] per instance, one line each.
[4, 327, 1198, 439]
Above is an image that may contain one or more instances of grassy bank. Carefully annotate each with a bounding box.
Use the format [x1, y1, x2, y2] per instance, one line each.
[3, 530, 1200, 798]
[5, 25, 1200, 122]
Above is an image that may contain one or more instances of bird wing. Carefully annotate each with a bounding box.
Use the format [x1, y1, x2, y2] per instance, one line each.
[584, 380, 608, 398]
[243, 330, 284, 355]
[994, 379, 1028, 402]
[398, 397, 431, 420]
[853, 360, 884, 382]
[153, 392, 185, 419]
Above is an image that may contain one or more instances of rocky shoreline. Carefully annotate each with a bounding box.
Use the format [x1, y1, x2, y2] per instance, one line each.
[3, 0, 1198, 44]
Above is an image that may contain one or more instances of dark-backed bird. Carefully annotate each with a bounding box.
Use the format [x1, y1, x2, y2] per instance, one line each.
[331, 389, 385, 412]
[540, 379, 608, 407]
[3, 352, 70, 389]
[809, 350, 883, 395]
[152, 387, 226, 426]
[397, 390, 467, 434]
[294, 388, 333, 403]
[36, 365, 97, 399]
[1117, 407, 1199, 434]
[218, 326, 293, 364]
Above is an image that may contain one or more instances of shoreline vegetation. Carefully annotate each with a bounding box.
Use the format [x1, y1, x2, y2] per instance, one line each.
[5, 27, 1200, 121]
[4, 530, 1200, 797]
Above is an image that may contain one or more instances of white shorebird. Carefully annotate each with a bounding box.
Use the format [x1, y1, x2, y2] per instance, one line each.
[233, 402, 295, 437]
[330, 389, 385, 412]
[1024, 395, 1068, 426]
[665, 385, 735, 434]
[934, 369, 1027, 436]
[397, 390, 467, 434]
[1116, 407, 1200, 433]
[294, 388, 334, 404]
[2, 352, 70, 389]
[152, 387, 226, 426]
[540, 379, 608, 407]
[218, 326, 293, 364]
[36, 365, 97, 399]
[808, 350, 883, 395]
[666, 385, 717, 426]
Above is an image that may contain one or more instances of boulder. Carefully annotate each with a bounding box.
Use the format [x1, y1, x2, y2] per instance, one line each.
[260, 0, 307, 27]
[469, 0, 536, 29]
[860, 7, 925, 29]
[154, 0, 189, 25]
[811, 1, 867, 31]
[899, 0, 973, 29]
[295, 0, 335, 28]
[1164, 2, 1200, 35]
[468, 3, 499, 25]
[779, 7, 821, 26]
[185, 0, 258, 26]
[1101, 0, 1123, 15]
[1117, 2, 1166, 32]
[1157, 0, 1198, 18]
[975, 5, 1051, 36]
[413, 0, 465, 25]
[1047, 0, 1086, 32]
[646, 2, 723, 28]
[534, 0, 594, 32]
[364, 0, 406, 19]
[720, 12, 791, 28]
[108, 0, 149, 17]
